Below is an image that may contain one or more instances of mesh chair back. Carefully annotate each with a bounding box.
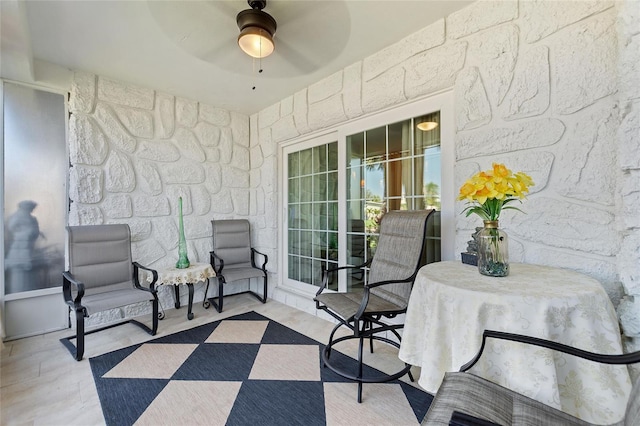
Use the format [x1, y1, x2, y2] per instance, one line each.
[212, 220, 253, 268]
[67, 224, 134, 295]
[368, 210, 432, 308]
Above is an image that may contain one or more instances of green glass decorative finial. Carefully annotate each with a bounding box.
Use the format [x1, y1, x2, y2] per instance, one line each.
[176, 196, 190, 269]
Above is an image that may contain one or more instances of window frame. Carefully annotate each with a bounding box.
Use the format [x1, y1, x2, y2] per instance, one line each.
[278, 91, 455, 296]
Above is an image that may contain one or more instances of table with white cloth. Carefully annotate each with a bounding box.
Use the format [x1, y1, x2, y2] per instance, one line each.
[149, 262, 215, 321]
[398, 261, 631, 424]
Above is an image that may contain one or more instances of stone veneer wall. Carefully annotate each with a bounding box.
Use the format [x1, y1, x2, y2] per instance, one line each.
[251, 0, 640, 350]
[67, 73, 267, 325]
[615, 0, 640, 355]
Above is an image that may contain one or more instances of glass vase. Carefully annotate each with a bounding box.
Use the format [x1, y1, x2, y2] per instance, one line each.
[477, 220, 509, 277]
[176, 197, 190, 269]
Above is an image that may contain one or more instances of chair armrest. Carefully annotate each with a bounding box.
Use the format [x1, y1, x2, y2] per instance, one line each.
[62, 271, 85, 306]
[133, 262, 158, 293]
[315, 260, 372, 297]
[250, 248, 269, 271]
[210, 251, 224, 274]
[460, 329, 640, 373]
[365, 275, 414, 289]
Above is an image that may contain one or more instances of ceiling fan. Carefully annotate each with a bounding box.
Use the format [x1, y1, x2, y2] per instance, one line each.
[146, 0, 350, 77]
[236, 0, 277, 59]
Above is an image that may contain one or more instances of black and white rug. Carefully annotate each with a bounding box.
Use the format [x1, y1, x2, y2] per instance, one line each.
[90, 311, 432, 425]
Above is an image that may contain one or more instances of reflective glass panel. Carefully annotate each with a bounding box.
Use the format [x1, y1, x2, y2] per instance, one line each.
[3, 83, 66, 295]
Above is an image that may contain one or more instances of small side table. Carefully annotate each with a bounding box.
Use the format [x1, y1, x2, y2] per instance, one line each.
[150, 262, 215, 320]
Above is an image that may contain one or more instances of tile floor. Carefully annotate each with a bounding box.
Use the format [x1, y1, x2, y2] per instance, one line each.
[0, 294, 423, 425]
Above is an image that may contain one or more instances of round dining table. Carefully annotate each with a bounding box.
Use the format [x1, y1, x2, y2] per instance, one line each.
[398, 261, 631, 424]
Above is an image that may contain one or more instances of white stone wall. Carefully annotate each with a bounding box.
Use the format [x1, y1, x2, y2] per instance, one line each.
[68, 72, 259, 325]
[614, 0, 640, 356]
[252, 0, 640, 336]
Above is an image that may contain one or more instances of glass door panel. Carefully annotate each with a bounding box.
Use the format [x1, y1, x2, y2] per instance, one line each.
[344, 111, 442, 291]
[287, 141, 338, 290]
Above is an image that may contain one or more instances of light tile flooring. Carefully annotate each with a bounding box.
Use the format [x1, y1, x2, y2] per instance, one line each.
[0, 294, 423, 425]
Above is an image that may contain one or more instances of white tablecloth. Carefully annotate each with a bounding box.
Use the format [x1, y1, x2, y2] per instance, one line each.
[399, 261, 631, 424]
[151, 262, 215, 286]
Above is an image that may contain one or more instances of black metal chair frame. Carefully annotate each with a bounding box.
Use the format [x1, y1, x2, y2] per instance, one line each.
[315, 210, 432, 403]
[461, 329, 640, 372]
[317, 264, 417, 401]
[205, 248, 268, 313]
[61, 262, 159, 361]
[424, 329, 640, 425]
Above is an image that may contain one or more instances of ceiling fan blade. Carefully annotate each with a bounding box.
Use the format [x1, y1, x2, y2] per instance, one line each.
[266, 1, 350, 75]
[273, 39, 319, 74]
[203, 1, 239, 20]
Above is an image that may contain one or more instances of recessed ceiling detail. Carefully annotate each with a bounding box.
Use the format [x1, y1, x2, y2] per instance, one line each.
[147, 0, 351, 78]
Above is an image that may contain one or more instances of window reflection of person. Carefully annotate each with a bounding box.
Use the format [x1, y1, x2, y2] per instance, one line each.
[5, 200, 45, 270]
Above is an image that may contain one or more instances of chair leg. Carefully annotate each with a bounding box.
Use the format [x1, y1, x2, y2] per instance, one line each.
[357, 334, 365, 403]
[368, 321, 374, 354]
[217, 280, 224, 312]
[151, 297, 159, 335]
[75, 308, 85, 361]
[262, 274, 268, 303]
[203, 278, 210, 308]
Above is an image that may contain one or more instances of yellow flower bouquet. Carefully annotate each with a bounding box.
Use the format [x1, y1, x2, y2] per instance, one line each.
[458, 163, 534, 277]
[458, 163, 534, 221]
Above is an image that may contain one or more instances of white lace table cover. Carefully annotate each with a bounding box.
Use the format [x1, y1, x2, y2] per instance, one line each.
[399, 261, 631, 424]
[150, 262, 216, 286]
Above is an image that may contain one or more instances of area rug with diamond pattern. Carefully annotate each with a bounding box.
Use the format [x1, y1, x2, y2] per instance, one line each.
[89, 311, 432, 425]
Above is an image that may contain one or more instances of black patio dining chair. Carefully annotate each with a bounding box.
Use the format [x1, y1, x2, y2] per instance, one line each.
[422, 329, 640, 425]
[205, 219, 268, 313]
[61, 224, 159, 361]
[315, 209, 434, 402]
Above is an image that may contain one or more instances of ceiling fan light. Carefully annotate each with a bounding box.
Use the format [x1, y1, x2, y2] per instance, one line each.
[238, 27, 275, 58]
[417, 121, 439, 131]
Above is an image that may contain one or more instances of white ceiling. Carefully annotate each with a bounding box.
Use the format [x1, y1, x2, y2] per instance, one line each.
[1, 0, 472, 115]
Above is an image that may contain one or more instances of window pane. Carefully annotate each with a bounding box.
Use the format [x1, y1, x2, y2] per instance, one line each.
[288, 255, 299, 281]
[365, 163, 385, 202]
[313, 231, 326, 257]
[313, 174, 327, 202]
[288, 151, 300, 177]
[313, 145, 326, 173]
[312, 202, 327, 230]
[414, 111, 440, 152]
[348, 198, 365, 225]
[328, 142, 338, 170]
[347, 132, 364, 165]
[419, 146, 442, 210]
[347, 165, 363, 200]
[299, 204, 312, 228]
[365, 126, 386, 161]
[328, 202, 338, 231]
[288, 177, 300, 203]
[347, 233, 365, 266]
[327, 171, 338, 201]
[299, 258, 313, 284]
[300, 148, 313, 175]
[300, 176, 313, 203]
[288, 230, 300, 255]
[388, 120, 411, 159]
